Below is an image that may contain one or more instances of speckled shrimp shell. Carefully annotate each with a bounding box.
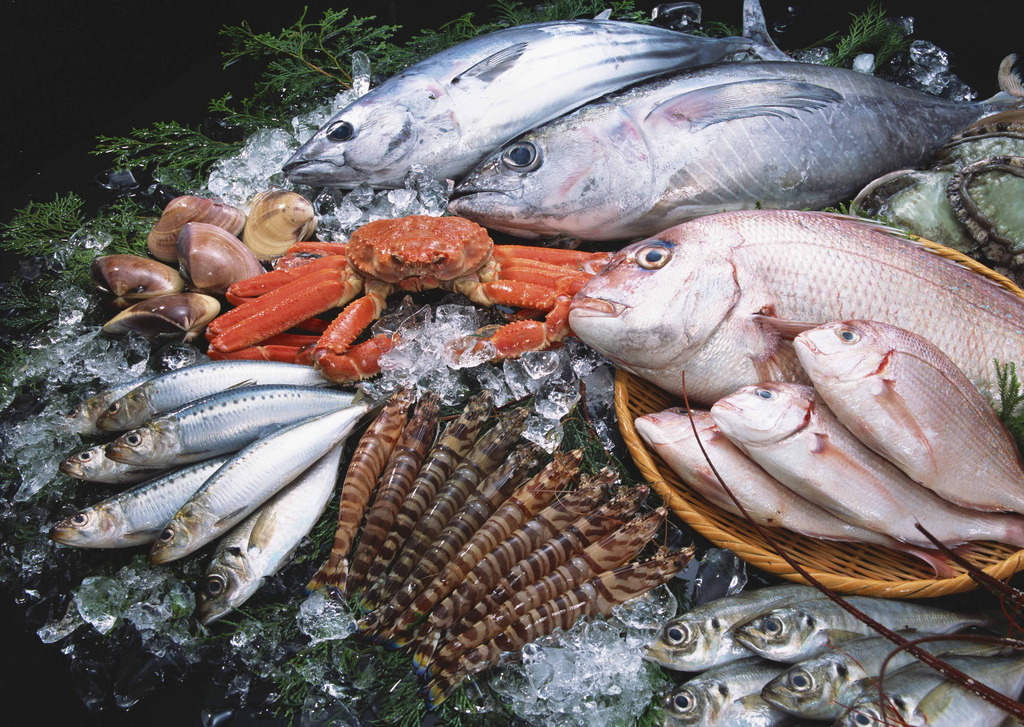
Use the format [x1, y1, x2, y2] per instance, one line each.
[241, 190, 318, 261]
[403, 450, 583, 633]
[425, 469, 615, 633]
[374, 445, 543, 639]
[306, 388, 415, 593]
[147, 195, 246, 263]
[361, 392, 493, 589]
[423, 505, 665, 673]
[346, 393, 441, 594]
[424, 547, 695, 707]
[361, 407, 529, 608]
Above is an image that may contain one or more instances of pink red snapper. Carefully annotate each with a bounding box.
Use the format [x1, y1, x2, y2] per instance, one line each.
[569, 210, 1024, 407]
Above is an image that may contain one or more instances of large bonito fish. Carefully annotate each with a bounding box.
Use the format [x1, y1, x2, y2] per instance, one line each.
[569, 210, 1024, 408]
[450, 56, 1024, 240]
[283, 0, 787, 188]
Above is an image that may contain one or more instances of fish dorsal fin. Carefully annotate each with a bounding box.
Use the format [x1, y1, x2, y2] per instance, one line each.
[594, 8, 612, 20]
[452, 42, 529, 85]
[646, 79, 843, 130]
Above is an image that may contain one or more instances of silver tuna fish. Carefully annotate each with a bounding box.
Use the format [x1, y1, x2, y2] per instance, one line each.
[568, 210, 1024, 408]
[283, 0, 787, 188]
[450, 57, 1023, 240]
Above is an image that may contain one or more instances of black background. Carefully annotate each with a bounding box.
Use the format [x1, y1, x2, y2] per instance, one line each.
[1, 1, 1021, 725]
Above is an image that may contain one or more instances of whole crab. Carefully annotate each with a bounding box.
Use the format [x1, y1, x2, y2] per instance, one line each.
[205, 215, 610, 381]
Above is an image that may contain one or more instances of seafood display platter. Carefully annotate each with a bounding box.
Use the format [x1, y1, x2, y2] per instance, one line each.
[616, 238, 1024, 599]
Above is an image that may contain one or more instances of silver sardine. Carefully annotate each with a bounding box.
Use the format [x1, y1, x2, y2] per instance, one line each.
[97, 360, 333, 432]
[150, 400, 370, 564]
[451, 58, 1022, 240]
[60, 445, 168, 484]
[105, 385, 356, 467]
[49, 456, 230, 548]
[646, 583, 825, 672]
[662, 656, 791, 727]
[196, 441, 345, 624]
[64, 375, 151, 435]
[283, 0, 787, 188]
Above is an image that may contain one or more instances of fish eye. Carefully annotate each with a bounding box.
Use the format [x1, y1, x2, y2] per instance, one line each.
[125, 432, 143, 446]
[755, 388, 775, 400]
[762, 616, 783, 634]
[71, 513, 89, 526]
[107, 402, 121, 414]
[853, 710, 876, 726]
[203, 576, 226, 597]
[159, 528, 175, 542]
[788, 671, 812, 690]
[665, 624, 688, 644]
[326, 120, 355, 142]
[635, 244, 671, 270]
[77, 450, 94, 462]
[836, 327, 860, 343]
[501, 141, 540, 171]
[671, 691, 694, 713]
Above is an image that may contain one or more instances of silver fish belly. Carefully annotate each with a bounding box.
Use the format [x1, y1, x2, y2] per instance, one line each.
[105, 385, 356, 467]
[149, 400, 369, 564]
[97, 360, 333, 432]
[283, 1, 785, 189]
[569, 210, 1024, 407]
[196, 441, 345, 624]
[49, 456, 231, 548]
[451, 59, 1021, 240]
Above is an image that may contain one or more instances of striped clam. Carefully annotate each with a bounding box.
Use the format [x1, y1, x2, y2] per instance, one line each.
[852, 109, 1024, 283]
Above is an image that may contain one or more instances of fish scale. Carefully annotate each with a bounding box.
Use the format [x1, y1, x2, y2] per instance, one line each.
[569, 210, 1024, 407]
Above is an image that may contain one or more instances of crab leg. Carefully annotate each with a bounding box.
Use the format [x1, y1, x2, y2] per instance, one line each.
[309, 280, 394, 380]
[224, 254, 348, 304]
[207, 267, 364, 353]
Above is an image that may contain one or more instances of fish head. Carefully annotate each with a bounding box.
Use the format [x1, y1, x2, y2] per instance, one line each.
[710, 383, 816, 448]
[63, 392, 113, 435]
[96, 385, 154, 432]
[645, 612, 728, 671]
[570, 231, 741, 371]
[662, 681, 726, 727]
[761, 661, 838, 718]
[59, 446, 106, 479]
[635, 408, 715, 448]
[449, 105, 652, 240]
[104, 420, 178, 466]
[793, 320, 891, 385]
[196, 546, 258, 625]
[49, 502, 124, 547]
[149, 502, 210, 565]
[284, 75, 453, 188]
[734, 605, 823, 662]
[835, 701, 890, 727]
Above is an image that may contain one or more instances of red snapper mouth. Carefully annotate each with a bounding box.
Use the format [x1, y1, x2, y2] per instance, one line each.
[569, 296, 628, 317]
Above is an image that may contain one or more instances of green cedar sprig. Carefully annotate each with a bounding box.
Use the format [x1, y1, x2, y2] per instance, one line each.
[819, 1, 910, 69]
[995, 360, 1024, 448]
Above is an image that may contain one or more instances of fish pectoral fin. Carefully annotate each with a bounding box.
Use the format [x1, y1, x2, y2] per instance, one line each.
[247, 508, 281, 550]
[215, 506, 250, 529]
[646, 79, 843, 130]
[753, 314, 824, 341]
[867, 375, 937, 475]
[227, 378, 258, 390]
[452, 42, 529, 85]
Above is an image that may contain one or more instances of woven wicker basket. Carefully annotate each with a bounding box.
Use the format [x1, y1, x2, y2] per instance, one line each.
[615, 238, 1024, 599]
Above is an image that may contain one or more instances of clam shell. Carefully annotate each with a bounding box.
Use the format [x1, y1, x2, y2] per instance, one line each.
[90, 254, 185, 308]
[177, 222, 265, 295]
[242, 190, 318, 261]
[103, 293, 221, 342]
[148, 196, 246, 262]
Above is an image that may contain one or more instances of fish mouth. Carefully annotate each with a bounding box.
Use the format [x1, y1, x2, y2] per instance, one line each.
[791, 336, 819, 356]
[569, 296, 629, 318]
[282, 157, 355, 186]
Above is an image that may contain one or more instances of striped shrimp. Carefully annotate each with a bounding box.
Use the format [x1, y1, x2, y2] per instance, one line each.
[361, 391, 492, 589]
[421, 483, 647, 661]
[422, 469, 617, 635]
[365, 444, 542, 638]
[423, 547, 696, 707]
[345, 392, 441, 595]
[420, 506, 667, 674]
[360, 406, 529, 608]
[396, 450, 584, 638]
[305, 388, 414, 593]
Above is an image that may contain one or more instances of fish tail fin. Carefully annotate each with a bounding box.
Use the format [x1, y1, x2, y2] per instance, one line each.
[742, 0, 790, 62]
[998, 54, 1024, 98]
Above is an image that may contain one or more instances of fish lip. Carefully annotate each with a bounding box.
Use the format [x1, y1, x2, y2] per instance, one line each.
[792, 335, 819, 356]
[568, 296, 629, 317]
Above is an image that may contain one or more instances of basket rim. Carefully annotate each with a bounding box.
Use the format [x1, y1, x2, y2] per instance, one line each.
[613, 235, 1024, 598]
